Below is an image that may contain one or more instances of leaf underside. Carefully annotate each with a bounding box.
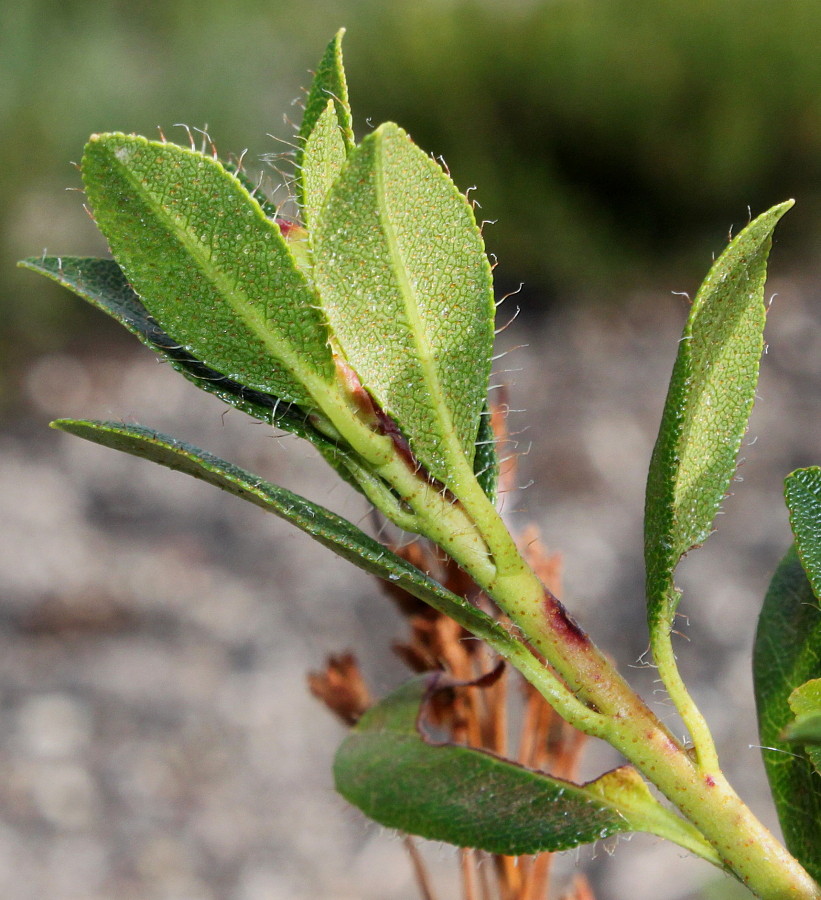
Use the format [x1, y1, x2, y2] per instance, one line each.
[753, 546, 821, 881]
[644, 201, 793, 638]
[314, 123, 495, 489]
[82, 133, 334, 406]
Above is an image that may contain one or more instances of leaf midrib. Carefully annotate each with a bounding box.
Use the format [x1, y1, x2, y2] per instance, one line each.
[105, 140, 331, 403]
[373, 130, 466, 472]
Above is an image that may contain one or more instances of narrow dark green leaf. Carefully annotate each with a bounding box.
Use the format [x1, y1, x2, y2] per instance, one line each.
[754, 546, 821, 881]
[786, 467, 821, 603]
[645, 201, 793, 637]
[335, 675, 719, 859]
[20, 256, 380, 499]
[314, 123, 495, 491]
[82, 134, 335, 407]
[21, 256, 305, 430]
[49, 419, 524, 657]
[473, 403, 498, 501]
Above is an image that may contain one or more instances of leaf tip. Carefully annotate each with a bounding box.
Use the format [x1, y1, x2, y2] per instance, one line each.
[773, 197, 795, 219]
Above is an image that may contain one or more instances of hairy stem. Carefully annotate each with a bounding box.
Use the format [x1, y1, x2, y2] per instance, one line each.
[652, 630, 720, 771]
[359, 436, 819, 896]
[442, 490, 819, 898]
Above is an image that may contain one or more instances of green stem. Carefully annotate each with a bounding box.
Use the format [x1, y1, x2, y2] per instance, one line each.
[491, 562, 820, 897]
[437, 489, 820, 898]
[342, 434, 819, 896]
[652, 630, 720, 771]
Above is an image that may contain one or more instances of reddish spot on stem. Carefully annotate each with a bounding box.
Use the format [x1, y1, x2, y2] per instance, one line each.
[374, 407, 417, 468]
[333, 354, 425, 473]
[704, 774, 717, 788]
[542, 589, 588, 647]
[274, 217, 297, 237]
[643, 730, 679, 755]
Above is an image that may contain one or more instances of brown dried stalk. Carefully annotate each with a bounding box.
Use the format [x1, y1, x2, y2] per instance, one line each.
[308, 403, 597, 900]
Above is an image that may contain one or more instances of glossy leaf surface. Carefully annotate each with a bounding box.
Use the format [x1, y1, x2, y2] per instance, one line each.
[786, 467, 821, 603]
[49, 420, 530, 663]
[335, 675, 720, 858]
[754, 546, 821, 882]
[645, 201, 792, 636]
[314, 123, 495, 489]
[82, 134, 334, 406]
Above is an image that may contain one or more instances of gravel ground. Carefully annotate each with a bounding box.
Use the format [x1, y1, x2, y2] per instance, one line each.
[2, 266, 821, 900]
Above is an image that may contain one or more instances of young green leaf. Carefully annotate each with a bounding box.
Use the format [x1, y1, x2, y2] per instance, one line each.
[296, 28, 355, 173]
[645, 201, 793, 637]
[313, 123, 495, 491]
[785, 680, 821, 776]
[302, 98, 348, 229]
[786, 467, 821, 603]
[81, 134, 335, 407]
[754, 546, 821, 882]
[334, 675, 720, 861]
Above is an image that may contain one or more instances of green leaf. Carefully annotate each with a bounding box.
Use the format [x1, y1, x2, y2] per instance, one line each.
[20, 255, 379, 499]
[334, 675, 721, 860]
[49, 419, 527, 661]
[296, 29, 354, 188]
[81, 133, 335, 407]
[754, 546, 821, 882]
[785, 680, 821, 775]
[473, 403, 498, 501]
[21, 256, 307, 432]
[784, 710, 821, 748]
[786, 467, 821, 603]
[644, 201, 793, 637]
[302, 99, 348, 230]
[313, 123, 495, 491]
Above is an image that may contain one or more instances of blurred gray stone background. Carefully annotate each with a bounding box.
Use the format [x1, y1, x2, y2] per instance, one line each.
[3, 260, 821, 898]
[5, 2, 821, 897]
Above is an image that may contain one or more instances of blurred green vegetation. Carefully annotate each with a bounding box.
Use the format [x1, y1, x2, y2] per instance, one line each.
[4, 0, 821, 389]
